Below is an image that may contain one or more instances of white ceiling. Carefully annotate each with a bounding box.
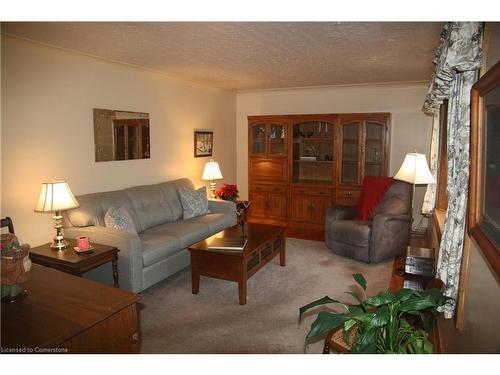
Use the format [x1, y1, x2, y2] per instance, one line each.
[2, 22, 444, 91]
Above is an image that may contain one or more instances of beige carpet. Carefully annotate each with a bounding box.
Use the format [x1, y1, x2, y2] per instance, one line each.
[138, 238, 393, 353]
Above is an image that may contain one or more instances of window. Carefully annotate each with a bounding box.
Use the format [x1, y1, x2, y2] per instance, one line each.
[469, 60, 500, 277]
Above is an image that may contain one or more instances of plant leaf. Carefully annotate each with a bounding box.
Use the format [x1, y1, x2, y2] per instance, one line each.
[353, 326, 378, 353]
[345, 291, 364, 304]
[399, 294, 438, 312]
[365, 291, 395, 306]
[394, 288, 420, 302]
[347, 305, 365, 317]
[299, 296, 340, 322]
[369, 305, 390, 328]
[344, 318, 357, 332]
[305, 312, 349, 340]
[353, 273, 367, 290]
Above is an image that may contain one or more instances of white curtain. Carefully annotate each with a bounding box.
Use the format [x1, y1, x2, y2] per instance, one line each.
[422, 22, 483, 318]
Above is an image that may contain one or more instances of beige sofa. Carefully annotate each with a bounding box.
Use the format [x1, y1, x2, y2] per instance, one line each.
[63, 178, 236, 292]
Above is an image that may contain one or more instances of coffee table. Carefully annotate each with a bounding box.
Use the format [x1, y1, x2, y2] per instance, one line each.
[188, 223, 286, 305]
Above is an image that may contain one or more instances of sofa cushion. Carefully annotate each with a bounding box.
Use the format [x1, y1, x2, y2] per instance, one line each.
[142, 221, 210, 248]
[178, 186, 209, 219]
[125, 184, 181, 232]
[140, 233, 182, 267]
[185, 213, 235, 233]
[157, 179, 195, 221]
[65, 192, 102, 227]
[104, 206, 138, 235]
[330, 220, 372, 247]
[65, 190, 141, 230]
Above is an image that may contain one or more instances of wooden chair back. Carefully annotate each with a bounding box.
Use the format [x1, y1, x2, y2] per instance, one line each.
[1, 216, 15, 234]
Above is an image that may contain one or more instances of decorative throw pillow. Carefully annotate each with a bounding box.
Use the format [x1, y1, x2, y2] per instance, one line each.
[104, 207, 138, 235]
[356, 176, 395, 221]
[178, 186, 209, 219]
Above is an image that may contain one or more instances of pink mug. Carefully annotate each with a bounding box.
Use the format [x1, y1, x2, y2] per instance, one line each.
[77, 236, 90, 250]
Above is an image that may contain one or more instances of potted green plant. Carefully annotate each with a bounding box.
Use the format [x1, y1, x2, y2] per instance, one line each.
[299, 273, 449, 354]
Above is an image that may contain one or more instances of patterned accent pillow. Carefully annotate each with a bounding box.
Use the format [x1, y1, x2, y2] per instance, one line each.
[178, 186, 209, 219]
[104, 207, 138, 235]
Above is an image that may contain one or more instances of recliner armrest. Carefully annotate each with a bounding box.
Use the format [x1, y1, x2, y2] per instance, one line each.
[369, 213, 411, 263]
[326, 206, 357, 223]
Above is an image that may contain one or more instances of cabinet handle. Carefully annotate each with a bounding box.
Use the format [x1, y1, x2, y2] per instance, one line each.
[345, 192, 353, 197]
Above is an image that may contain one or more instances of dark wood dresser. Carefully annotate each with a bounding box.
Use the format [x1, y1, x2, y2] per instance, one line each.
[1, 264, 140, 353]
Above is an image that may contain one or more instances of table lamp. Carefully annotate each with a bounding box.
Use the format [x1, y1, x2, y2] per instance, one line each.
[394, 152, 435, 227]
[202, 159, 223, 199]
[34, 178, 80, 251]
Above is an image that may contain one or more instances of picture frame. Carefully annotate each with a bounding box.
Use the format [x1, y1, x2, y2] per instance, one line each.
[194, 131, 213, 158]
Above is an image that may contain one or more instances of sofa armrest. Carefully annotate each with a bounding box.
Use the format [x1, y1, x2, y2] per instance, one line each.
[326, 206, 357, 224]
[369, 214, 411, 263]
[64, 226, 143, 292]
[208, 199, 236, 215]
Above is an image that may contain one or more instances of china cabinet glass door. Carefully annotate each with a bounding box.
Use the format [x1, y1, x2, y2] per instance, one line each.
[292, 121, 334, 183]
[250, 123, 266, 156]
[341, 122, 360, 184]
[364, 122, 385, 177]
[269, 123, 287, 156]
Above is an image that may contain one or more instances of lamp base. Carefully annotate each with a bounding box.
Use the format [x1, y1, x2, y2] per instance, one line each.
[50, 212, 69, 251]
[210, 181, 217, 199]
[50, 239, 69, 251]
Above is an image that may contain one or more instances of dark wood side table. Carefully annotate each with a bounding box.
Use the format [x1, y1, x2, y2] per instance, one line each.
[29, 239, 120, 288]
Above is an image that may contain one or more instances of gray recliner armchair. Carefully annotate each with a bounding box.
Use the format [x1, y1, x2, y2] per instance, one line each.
[325, 181, 412, 263]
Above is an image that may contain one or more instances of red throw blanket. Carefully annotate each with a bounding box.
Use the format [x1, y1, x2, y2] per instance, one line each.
[356, 176, 395, 220]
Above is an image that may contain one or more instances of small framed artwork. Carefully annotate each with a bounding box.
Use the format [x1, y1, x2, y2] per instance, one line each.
[194, 131, 213, 158]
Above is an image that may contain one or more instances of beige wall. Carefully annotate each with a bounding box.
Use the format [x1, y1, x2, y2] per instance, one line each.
[454, 242, 500, 352]
[1, 36, 236, 246]
[236, 83, 433, 223]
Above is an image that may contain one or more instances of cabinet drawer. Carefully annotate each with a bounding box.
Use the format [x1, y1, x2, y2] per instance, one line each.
[249, 157, 287, 182]
[336, 187, 361, 206]
[291, 186, 332, 196]
[250, 184, 286, 193]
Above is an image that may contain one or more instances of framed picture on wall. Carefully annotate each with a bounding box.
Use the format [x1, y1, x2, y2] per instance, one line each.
[194, 131, 213, 157]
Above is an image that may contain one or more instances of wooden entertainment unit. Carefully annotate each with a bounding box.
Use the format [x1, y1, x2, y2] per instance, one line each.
[247, 113, 390, 240]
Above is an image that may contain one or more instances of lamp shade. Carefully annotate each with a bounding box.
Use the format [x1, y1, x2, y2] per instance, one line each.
[34, 180, 80, 212]
[202, 159, 223, 181]
[394, 152, 435, 184]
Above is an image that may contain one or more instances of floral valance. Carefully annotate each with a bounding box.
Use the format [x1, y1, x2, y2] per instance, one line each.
[422, 22, 483, 115]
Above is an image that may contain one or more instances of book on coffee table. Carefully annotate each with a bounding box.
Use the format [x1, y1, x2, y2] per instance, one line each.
[208, 237, 248, 252]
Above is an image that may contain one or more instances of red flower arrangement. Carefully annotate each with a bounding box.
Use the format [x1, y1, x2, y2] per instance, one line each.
[215, 183, 239, 202]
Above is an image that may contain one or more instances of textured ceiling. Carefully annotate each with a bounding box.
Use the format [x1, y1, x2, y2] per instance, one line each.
[2, 22, 443, 91]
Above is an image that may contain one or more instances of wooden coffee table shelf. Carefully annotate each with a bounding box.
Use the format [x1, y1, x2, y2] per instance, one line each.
[188, 223, 286, 305]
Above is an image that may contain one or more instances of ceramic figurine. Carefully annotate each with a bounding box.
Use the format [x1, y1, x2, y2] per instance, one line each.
[1, 233, 32, 302]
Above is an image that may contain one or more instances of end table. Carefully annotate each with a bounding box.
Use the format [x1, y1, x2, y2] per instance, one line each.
[29, 239, 120, 288]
